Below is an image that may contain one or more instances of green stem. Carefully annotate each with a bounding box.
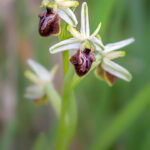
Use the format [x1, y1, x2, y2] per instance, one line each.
[58, 21, 70, 76]
[56, 68, 76, 150]
[56, 18, 77, 150]
[45, 84, 61, 117]
[62, 51, 69, 76]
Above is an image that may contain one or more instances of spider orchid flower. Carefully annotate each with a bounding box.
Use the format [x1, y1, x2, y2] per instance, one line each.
[38, 0, 78, 37]
[25, 59, 58, 104]
[95, 38, 135, 86]
[49, 2, 104, 76]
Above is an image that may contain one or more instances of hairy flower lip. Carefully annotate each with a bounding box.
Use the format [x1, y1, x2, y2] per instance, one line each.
[70, 48, 96, 77]
[38, 7, 60, 37]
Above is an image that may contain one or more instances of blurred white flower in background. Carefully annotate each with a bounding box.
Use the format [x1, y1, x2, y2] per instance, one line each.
[25, 59, 58, 104]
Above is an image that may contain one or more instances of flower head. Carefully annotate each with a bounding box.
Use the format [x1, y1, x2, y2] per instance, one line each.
[25, 59, 58, 104]
[49, 2, 104, 76]
[49, 2, 104, 54]
[95, 38, 135, 86]
[39, 0, 78, 35]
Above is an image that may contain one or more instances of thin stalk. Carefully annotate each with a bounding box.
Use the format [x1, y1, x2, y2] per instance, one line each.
[59, 21, 70, 76]
[45, 84, 61, 117]
[56, 68, 75, 150]
[62, 51, 69, 76]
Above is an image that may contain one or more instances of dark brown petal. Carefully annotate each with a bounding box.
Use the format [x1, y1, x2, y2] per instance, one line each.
[38, 7, 60, 37]
[70, 49, 96, 77]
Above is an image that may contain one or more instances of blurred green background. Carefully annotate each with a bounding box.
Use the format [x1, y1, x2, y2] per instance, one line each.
[0, 0, 150, 150]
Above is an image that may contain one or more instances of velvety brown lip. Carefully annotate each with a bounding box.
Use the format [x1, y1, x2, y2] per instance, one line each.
[38, 7, 60, 37]
[70, 48, 96, 77]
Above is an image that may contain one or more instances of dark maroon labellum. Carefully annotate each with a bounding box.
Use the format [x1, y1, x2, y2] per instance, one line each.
[38, 7, 60, 37]
[70, 49, 96, 77]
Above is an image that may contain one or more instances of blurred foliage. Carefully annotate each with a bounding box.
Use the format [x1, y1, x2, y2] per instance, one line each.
[0, 0, 150, 150]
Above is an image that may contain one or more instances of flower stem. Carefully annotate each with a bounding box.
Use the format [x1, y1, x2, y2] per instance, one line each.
[59, 21, 70, 76]
[62, 51, 69, 76]
[56, 19, 77, 150]
[45, 84, 61, 117]
[56, 68, 77, 150]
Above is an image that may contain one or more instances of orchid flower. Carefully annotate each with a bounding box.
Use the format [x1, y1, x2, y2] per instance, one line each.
[95, 38, 135, 86]
[49, 2, 104, 54]
[40, 0, 78, 27]
[25, 59, 58, 103]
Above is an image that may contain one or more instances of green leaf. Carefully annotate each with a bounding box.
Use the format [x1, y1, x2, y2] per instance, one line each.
[31, 133, 48, 150]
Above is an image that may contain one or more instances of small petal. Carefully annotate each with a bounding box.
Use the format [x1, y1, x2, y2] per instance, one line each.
[28, 59, 50, 82]
[49, 38, 81, 54]
[91, 37, 104, 51]
[89, 22, 102, 39]
[25, 86, 45, 100]
[25, 70, 42, 85]
[50, 65, 58, 81]
[102, 59, 132, 81]
[57, 8, 78, 27]
[80, 2, 90, 38]
[57, 1, 79, 8]
[105, 51, 126, 60]
[41, 1, 57, 9]
[67, 25, 85, 41]
[104, 38, 135, 52]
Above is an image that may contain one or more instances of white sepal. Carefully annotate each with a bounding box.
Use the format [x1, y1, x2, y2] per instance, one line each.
[57, 8, 78, 27]
[91, 37, 104, 51]
[105, 38, 135, 53]
[80, 2, 90, 38]
[28, 59, 50, 82]
[102, 59, 132, 81]
[49, 38, 81, 54]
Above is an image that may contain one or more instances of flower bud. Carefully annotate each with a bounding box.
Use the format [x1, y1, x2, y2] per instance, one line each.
[95, 64, 117, 86]
[38, 7, 60, 37]
[70, 49, 96, 77]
